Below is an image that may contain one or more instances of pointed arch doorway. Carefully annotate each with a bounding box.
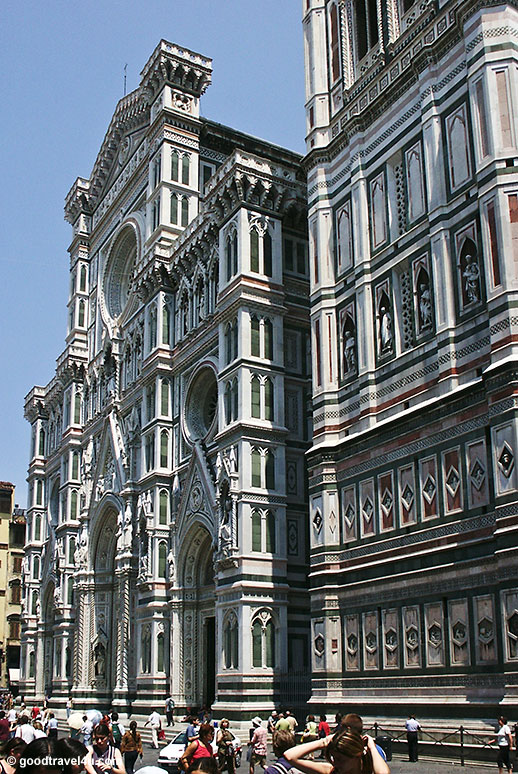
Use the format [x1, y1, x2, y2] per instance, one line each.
[177, 525, 216, 708]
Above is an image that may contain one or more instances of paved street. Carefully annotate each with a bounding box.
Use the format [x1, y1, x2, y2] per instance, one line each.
[134, 746, 495, 773]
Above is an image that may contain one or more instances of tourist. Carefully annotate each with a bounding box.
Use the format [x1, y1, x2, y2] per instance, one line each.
[302, 716, 318, 759]
[0, 739, 26, 774]
[405, 716, 421, 763]
[249, 717, 267, 774]
[187, 758, 219, 774]
[47, 712, 58, 739]
[120, 721, 143, 774]
[84, 722, 125, 774]
[284, 725, 390, 774]
[30, 706, 40, 722]
[216, 718, 235, 774]
[186, 716, 200, 743]
[275, 714, 290, 732]
[57, 737, 88, 774]
[81, 715, 94, 747]
[489, 716, 513, 774]
[66, 697, 73, 719]
[318, 716, 330, 739]
[110, 712, 125, 749]
[32, 722, 46, 740]
[180, 723, 215, 771]
[285, 712, 298, 734]
[7, 707, 17, 739]
[144, 709, 161, 749]
[165, 695, 175, 727]
[267, 711, 278, 734]
[0, 711, 10, 744]
[14, 738, 61, 774]
[14, 718, 36, 745]
[341, 714, 387, 762]
[264, 730, 296, 774]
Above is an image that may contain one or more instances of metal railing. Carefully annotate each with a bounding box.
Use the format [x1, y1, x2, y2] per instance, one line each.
[364, 722, 501, 766]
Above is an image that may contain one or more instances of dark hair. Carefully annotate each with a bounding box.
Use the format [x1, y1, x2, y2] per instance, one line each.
[320, 715, 327, 722]
[18, 717, 28, 725]
[0, 711, 4, 719]
[307, 715, 315, 723]
[272, 730, 295, 757]
[187, 758, 219, 774]
[94, 722, 111, 738]
[130, 720, 138, 742]
[112, 712, 119, 721]
[341, 713, 363, 733]
[1, 737, 26, 759]
[499, 716, 507, 725]
[82, 715, 87, 721]
[56, 738, 88, 774]
[326, 726, 372, 774]
[199, 723, 214, 741]
[15, 738, 61, 774]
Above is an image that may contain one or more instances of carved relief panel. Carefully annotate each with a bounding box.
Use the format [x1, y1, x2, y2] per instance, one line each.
[445, 103, 473, 193]
[448, 599, 470, 666]
[313, 618, 326, 671]
[342, 485, 357, 541]
[362, 611, 379, 670]
[403, 605, 421, 668]
[442, 447, 463, 515]
[344, 613, 360, 671]
[310, 495, 324, 548]
[378, 471, 394, 532]
[340, 303, 357, 379]
[501, 589, 518, 662]
[466, 440, 489, 508]
[382, 608, 400, 669]
[359, 479, 376, 537]
[405, 141, 426, 224]
[336, 200, 353, 272]
[493, 422, 518, 495]
[425, 602, 445, 666]
[419, 455, 438, 520]
[324, 490, 339, 545]
[398, 464, 417, 525]
[472, 594, 497, 664]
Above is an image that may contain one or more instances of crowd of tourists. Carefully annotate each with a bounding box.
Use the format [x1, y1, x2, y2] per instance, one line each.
[0, 693, 514, 774]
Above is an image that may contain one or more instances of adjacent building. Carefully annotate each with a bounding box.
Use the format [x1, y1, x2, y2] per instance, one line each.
[303, 0, 518, 718]
[0, 482, 25, 691]
[21, 41, 310, 715]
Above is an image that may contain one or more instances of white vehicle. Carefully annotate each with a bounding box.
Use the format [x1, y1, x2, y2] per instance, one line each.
[158, 729, 242, 772]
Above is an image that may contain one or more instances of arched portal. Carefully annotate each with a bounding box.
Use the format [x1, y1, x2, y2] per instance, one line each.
[41, 583, 55, 697]
[176, 525, 215, 708]
[91, 507, 118, 696]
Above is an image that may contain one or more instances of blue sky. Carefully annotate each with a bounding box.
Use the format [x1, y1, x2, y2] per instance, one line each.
[0, 0, 305, 506]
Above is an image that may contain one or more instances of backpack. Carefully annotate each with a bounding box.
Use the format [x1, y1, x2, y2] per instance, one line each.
[112, 723, 122, 744]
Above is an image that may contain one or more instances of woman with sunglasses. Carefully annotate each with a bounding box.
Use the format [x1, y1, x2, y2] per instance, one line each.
[84, 723, 126, 774]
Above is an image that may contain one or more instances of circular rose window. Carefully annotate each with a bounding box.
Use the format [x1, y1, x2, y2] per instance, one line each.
[104, 227, 137, 320]
[184, 367, 218, 441]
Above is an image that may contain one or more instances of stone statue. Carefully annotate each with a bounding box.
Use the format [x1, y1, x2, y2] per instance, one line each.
[93, 643, 106, 679]
[343, 329, 356, 373]
[418, 282, 433, 329]
[54, 585, 63, 608]
[379, 305, 393, 353]
[215, 452, 223, 482]
[229, 446, 237, 473]
[167, 549, 175, 581]
[123, 502, 133, 548]
[463, 257, 480, 304]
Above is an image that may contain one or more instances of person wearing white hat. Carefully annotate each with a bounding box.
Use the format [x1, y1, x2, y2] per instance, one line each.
[249, 717, 267, 774]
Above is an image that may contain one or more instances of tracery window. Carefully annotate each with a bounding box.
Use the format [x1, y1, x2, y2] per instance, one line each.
[182, 154, 190, 186]
[36, 480, 44, 504]
[225, 318, 238, 364]
[251, 610, 276, 668]
[355, 0, 379, 61]
[226, 229, 238, 281]
[79, 265, 87, 292]
[71, 451, 80, 480]
[160, 380, 170, 416]
[160, 430, 169, 468]
[78, 300, 86, 328]
[223, 612, 239, 669]
[181, 196, 189, 227]
[162, 303, 171, 345]
[329, 3, 341, 83]
[224, 379, 239, 424]
[141, 625, 152, 673]
[38, 428, 46, 457]
[171, 150, 179, 181]
[170, 192, 178, 225]
[32, 556, 40, 580]
[157, 631, 165, 672]
[158, 541, 167, 578]
[250, 447, 276, 490]
[251, 376, 261, 418]
[70, 490, 78, 520]
[67, 577, 74, 605]
[251, 509, 276, 553]
[250, 225, 273, 277]
[159, 489, 169, 525]
[34, 513, 41, 542]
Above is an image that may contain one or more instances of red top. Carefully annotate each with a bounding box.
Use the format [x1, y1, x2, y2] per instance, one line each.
[32, 707, 40, 719]
[0, 718, 10, 741]
[192, 740, 214, 760]
[318, 721, 330, 737]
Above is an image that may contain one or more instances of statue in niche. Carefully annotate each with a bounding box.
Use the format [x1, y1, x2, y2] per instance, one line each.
[459, 237, 481, 306]
[416, 272, 433, 331]
[379, 302, 393, 354]
[342, 316, 357, 374]
[122, 502, 133, 549]
[229, 446, 237, 474]
[75, 526, 89, 569]
[54, 585, 63, 608]
[218, 482, 233, 556]
[462, 258, 480, 304]
[93, 643, 106, 679]
[215, 453, 223, 482]
[167, 549, 175, 581]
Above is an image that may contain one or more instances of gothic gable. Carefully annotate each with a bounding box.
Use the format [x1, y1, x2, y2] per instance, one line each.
[176, 442, 217, 545]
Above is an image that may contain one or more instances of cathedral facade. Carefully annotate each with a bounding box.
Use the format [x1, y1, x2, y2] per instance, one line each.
[21, 41, 309, 715]
[304, 0, 518, 717]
